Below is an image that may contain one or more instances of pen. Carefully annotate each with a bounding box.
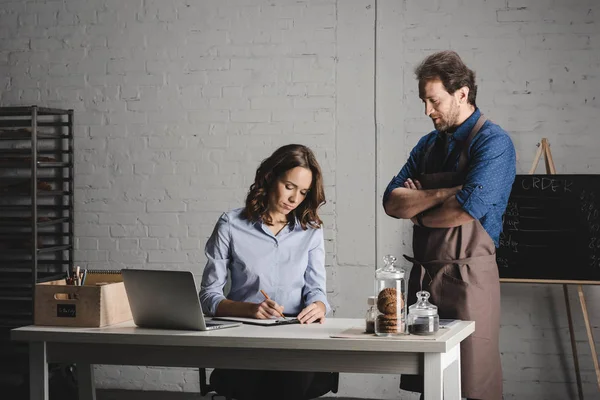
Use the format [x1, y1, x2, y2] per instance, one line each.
[259, 289, 285, 318]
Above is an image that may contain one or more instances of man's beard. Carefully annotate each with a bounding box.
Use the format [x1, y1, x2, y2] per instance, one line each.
[432, 101, 460, 132]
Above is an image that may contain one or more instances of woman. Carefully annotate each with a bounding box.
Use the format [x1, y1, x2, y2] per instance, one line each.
[200, 144, 333, 400]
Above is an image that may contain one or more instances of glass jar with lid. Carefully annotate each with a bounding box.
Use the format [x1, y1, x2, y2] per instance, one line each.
[365, 296, 377, 334]
[374, 255, 407, 336]
[407, 290, 439, 335]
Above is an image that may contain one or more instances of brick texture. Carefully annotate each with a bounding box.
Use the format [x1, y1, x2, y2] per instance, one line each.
[1, 0, 598, 399]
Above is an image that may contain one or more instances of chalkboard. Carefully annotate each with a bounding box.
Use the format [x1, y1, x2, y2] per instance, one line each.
[497, 174, 600, 283]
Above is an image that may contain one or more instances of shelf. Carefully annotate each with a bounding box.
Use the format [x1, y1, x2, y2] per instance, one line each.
[0, 311, 33, 322]
[0, 106, 71, 116]
[0, 338, 27, 351]
[0, 317, 33, 329]
[0, 129, 70, 138]
[0, 296, 31, 302]
[0, 349, 28, 372]
[0, 321, 32, 330]
[0, 176, 69, 183]
[0, 232, 70, 240]
[0, 245, 71, 255]
[38, 245, 71, 254]
[0, 205, 71, 211]
[0, 217, 69, 227]
[0, 178, 70, 193]
[0, 261, 70, 270]
[0, 348, 28, 365]
[0, 161, 71, 168]
[0, 149, 69, 155]
[0, 281, 30, 289]
[0, 190, 71, 197]
[0, 106, 73, 382]
[0, 272, 64, 282]
[0, 292, 31, 301]
[0, 238, 71, 247]
[0, 308, 32, 317]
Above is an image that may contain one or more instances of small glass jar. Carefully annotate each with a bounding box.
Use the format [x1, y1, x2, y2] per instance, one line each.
[365, 296, 377, 334]
[407, 290, 439, 335]
[374, 255, 407, 336]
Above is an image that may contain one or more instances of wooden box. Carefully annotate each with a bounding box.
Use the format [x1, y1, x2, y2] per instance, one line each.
[34, 272, 132, 327]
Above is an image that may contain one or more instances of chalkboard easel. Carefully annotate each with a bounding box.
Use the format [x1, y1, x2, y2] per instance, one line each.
[500, 139, 600, 398]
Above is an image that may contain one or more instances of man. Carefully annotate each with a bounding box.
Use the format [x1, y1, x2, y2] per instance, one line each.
[383, 51, 516, 400]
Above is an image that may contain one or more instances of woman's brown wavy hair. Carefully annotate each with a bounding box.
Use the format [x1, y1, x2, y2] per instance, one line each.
[242, 144, 326, 230]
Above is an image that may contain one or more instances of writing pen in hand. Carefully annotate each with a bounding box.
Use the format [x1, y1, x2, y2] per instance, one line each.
[259, 289, 286, 318]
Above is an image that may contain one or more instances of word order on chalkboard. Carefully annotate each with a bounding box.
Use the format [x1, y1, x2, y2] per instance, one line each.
[497, 174, 600, 283]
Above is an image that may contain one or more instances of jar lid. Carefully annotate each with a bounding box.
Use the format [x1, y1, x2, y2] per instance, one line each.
[375, 255, 405, 279]
[367, 296, 377, 306]
[408, 291, 438, 317]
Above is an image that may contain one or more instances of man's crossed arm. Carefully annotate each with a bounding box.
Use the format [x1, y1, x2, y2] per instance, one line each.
[383, 178, 474, 228]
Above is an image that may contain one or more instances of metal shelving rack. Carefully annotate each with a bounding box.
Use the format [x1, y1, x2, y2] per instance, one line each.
[0, 106, 74, 396]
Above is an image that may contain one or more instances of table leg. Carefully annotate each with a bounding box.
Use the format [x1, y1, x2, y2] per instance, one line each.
[443, 345, 461, 400]
[29, 342, 48, 400]
[424, 353, 443, 400]
[77, 363, 96, 400]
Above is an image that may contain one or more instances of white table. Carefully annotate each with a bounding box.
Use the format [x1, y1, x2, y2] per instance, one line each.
[12, 318, 474, 400]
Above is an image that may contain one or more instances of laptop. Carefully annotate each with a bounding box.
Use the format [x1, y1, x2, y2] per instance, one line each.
[122, 269, 241, 331]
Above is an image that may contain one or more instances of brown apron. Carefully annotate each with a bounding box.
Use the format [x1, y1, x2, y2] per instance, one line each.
[399, 116, 503, 400]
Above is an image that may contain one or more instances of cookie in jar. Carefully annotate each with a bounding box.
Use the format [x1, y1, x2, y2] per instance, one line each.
[374, 255, 407, 336]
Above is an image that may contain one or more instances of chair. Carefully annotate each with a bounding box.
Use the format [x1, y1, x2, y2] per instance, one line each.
[199, 368, 231, 400]
[199, 368, 339, 400]
[198, 281, 340, 398]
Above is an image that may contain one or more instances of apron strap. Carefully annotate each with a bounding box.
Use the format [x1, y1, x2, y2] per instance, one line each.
[404, 253, 496, 267]
[457, 114, 487, 172]
[403, 254, 432, 292]
[420, 114, 488, 175]
[420, 136, 438, 174]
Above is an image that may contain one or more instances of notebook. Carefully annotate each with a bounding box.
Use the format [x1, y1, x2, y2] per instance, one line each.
[212, 316, 301, 326]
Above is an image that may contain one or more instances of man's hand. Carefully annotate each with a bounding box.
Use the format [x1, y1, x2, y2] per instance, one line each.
[419, 192, 474, 228]
[402, 180, 463, 227]
[384, 179, 460, 220]
[297, 301, 326, 324]
[404, 178, 423, 225]
[251, 299, 284, 319]
[403, 178, 422, 190]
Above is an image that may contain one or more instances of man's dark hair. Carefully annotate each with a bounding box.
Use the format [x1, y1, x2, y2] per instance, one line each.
[415, 51, 477, 107]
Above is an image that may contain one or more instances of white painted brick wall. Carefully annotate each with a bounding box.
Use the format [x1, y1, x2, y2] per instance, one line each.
[1, 0, 598, 399]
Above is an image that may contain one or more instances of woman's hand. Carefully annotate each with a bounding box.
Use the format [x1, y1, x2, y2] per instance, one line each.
[297, 301, 326, 324]
[251, 299, 284, 319]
